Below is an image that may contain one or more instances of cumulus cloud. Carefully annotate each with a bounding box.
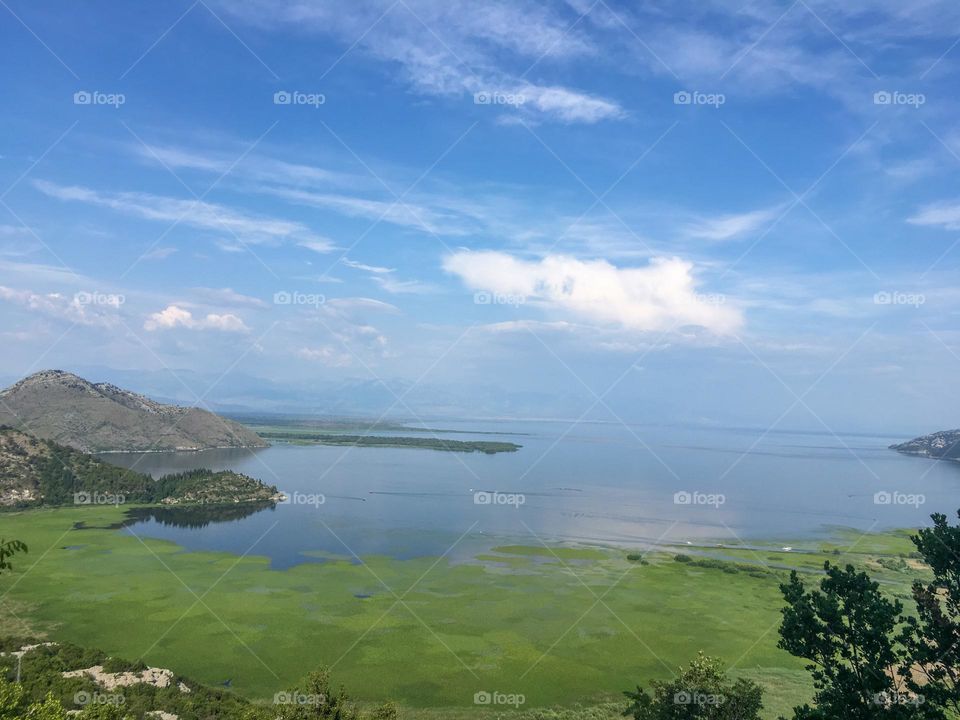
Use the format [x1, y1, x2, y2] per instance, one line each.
[443, 251, 742, 334]
[0, 286, 121, 327]
[144, 305, 249, 332]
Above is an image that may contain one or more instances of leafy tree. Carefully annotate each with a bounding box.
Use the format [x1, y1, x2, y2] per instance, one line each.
[275, 669, 354, 720]
[778, 563, 923, 718]
[900, 511, 960, 717]
[0, 674, 25, 720]
[0, 539, 26, 573]
[623, 652, 763, 719]
[76, 702, 129, 720]
[24, 692, 66, 720]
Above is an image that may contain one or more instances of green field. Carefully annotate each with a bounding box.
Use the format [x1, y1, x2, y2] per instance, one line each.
[0, 507, 928, 718]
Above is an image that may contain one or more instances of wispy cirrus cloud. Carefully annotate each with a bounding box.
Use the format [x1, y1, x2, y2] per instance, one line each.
[213, 0, 623, 124]
[686, 204, 785, 241]
[33, 179, 332, 250]
[130, 143, 364, 189]
[342, 258, 395, 274]
[908, 199, 960, 230]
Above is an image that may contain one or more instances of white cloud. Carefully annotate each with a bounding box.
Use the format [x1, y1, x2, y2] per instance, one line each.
[33, 180, 326, 248]
[514, 84, 624, 124]
[443, 251, 743, 335]
[143, 246, 178, 260]
[370, 275, 438, 294]
[297, 346, 353, 366]
[132, 143, 363, 189]
[686, 206, 783, 241]
[193, 287, 267, 308]
[0, 285, 120, 327]
[325, 297, 400, 313]
[144, 304, 249, 332]
[267, 186, 465, 235]
[214, 0, 622, 124]
[908, 200, 960, 230]
[342, 258, 394, 274]
[298, 238, 337, 253]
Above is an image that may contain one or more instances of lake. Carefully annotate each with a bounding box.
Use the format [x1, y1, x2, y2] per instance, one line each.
[102, 420, 960, 568]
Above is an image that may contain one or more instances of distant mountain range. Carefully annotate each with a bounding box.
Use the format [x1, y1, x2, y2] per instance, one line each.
[0, 370, 268, 453]
[890, 430, 960, 461]
[0, 365, 592, 420]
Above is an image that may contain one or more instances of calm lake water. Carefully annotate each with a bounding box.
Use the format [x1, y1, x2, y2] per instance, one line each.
[102, 421, 960, 568]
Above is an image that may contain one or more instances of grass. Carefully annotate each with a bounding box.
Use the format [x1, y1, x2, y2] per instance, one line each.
[0, 507, 927, 718]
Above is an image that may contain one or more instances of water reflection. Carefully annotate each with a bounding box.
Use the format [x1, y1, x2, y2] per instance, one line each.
[124, 502, 276, 529]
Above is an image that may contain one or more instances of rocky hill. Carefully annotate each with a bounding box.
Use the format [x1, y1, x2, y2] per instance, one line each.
[889, 429, 960, 461]
[0, 370, 268, 453]
[0, 426, 282, 507]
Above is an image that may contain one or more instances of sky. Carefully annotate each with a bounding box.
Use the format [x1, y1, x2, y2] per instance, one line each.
[1, 0, 960, 432]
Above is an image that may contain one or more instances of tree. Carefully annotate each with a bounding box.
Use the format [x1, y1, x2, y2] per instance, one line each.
[900, 511, 960, 717]
[23, 692, 66, 720]
[0, 675, 25, 720]
[275, 669, 354, 720]
[778, 563, 924, 719]
[0, 539, 26, 573]
[623, 652, 763, 719]
[76, 702, 129, 720]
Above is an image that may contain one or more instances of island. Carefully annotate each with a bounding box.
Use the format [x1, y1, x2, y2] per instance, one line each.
[256, 431, 521, 454]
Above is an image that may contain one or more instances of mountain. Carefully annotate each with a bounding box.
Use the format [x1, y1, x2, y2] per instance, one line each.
[0, 370, 269, 453]
[0, 426, 282, 507]
[889, 429, 960, 461]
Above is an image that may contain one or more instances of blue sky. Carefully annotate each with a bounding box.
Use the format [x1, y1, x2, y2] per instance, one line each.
[1, 0, 960, 432]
